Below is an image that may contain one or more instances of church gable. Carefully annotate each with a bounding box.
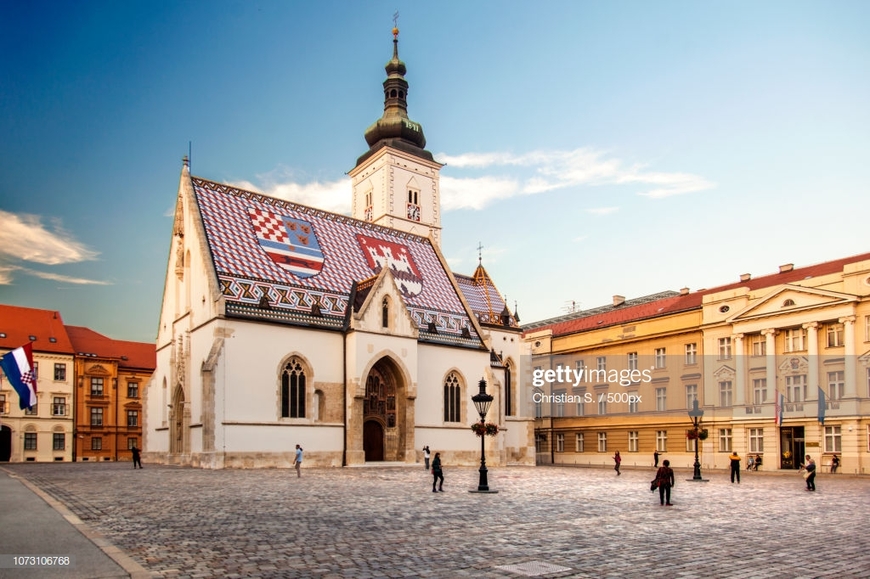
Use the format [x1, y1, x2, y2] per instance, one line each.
[192, 178, 482, 348]
[352, 268, 418, 338]
[730, 285, 858, 322]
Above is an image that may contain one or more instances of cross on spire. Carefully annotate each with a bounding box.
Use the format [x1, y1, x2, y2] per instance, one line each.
[477, 241, 484, 265]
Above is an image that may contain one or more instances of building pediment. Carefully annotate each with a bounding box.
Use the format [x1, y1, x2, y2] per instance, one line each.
[778, 356, 808, 374]
[713, 365, 735, 380]
[86, 364, 112, 376]
[729, 285, 856, 322]
[352, 267, 419, 339]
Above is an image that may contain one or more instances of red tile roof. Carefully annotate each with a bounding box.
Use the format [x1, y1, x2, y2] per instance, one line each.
[66, 326, 156, 371]
[527, 252, 870, 338]
[0, 304, 74, 354]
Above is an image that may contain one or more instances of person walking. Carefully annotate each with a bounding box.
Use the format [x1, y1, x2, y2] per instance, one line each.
[423, 445, 431, 471]
[653, 450, 659, 468]
[431, 452, 444, 492]
[729, 451, 741, 484]
[655, 459, 675, 506]
[293, 444, 303, 478]
[131, 445, 142, 469]
[801, 455, 816, 491]
[613, 451, 622, 476]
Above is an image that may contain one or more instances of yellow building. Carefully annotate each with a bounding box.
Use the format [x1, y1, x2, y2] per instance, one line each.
[525, 252, 870, 475]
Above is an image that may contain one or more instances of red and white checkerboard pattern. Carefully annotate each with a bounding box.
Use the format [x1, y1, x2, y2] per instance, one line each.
[249, 208, 289, 243]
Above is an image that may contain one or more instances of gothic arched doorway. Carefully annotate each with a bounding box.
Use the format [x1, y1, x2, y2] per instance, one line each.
[170, 385, 186, 455]
[362, 357, 407, 462]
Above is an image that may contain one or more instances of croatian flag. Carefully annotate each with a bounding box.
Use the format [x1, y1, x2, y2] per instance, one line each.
[0, 342, 38, 410]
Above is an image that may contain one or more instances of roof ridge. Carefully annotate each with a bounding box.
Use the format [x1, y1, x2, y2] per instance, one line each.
[523, 290, 679, 331]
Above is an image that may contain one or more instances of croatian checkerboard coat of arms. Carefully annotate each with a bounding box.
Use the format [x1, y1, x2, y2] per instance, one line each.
[356, 234, 423, 297]
[248, 208, 324, 278]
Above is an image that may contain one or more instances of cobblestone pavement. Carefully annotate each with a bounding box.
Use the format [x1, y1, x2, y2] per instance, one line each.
[4, 462, 869, 579]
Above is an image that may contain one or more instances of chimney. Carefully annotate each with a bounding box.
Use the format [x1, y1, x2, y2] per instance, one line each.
[740, 273, 751, 282]
[612, 295, 625, 307]
[679, 287, 690, 296]
[779, 263, 794, 273]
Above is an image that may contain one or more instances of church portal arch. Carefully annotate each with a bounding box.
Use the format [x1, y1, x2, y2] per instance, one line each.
[361, 355, 411, 462]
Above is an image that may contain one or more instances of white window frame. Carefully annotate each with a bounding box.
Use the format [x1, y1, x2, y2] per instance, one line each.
[752, 378, 767, 405]
[597, 432, 607, 453]
[685, 384, 698, 409]
[824, 426, 842, 453]
[719, 428, 732, 452]
[827, 371, 844, 401]
[718, 337, 732, 360]
[628, 431, 639, 452]
[656, 430, 667, 452]
[749, 428, 764, 453]
[655, 348, 666, 369]
[719, 380, 733, 407]
[575, 433, 585, 453]
[685, 343, 697, 365]
[656, 387, 667, 411]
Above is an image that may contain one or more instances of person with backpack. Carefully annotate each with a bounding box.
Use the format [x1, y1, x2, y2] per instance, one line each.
[431, 452, 444, 492]
[655, 459, 675, 506]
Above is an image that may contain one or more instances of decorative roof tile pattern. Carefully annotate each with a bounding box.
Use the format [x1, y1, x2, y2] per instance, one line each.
[193, 178, 482, 348]
[455, 265, 520, 329]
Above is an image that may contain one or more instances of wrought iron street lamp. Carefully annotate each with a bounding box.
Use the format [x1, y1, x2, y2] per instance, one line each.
[688, 399, 708, 482]
[470, 378, 497, 493]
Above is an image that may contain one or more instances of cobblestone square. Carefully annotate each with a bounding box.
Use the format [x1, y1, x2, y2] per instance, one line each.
[4, 463, 869, 578]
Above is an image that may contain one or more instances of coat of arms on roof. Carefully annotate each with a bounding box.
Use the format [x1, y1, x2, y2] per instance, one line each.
[356, 234, 423, 297]
[248, 208, 325, 279]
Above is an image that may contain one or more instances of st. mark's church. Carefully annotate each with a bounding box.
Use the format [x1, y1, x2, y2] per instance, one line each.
[144, 28, 534, 468]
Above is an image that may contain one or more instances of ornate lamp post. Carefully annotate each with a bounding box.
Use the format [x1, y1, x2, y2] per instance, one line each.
[470, 378, 498, 493]
[688, 399, 708, 482]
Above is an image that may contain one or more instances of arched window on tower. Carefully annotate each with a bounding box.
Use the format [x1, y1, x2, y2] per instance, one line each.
[444, 372, 461, 423]
[281, 357, 307, 418]
[382, 296, 390, 329]
[505, 361, 514, 416]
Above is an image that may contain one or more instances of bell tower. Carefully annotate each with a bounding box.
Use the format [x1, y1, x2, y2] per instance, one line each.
[349, 25, 443, 246]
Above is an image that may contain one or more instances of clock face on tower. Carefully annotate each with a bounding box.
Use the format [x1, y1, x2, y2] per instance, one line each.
[406, 203, 421, 222]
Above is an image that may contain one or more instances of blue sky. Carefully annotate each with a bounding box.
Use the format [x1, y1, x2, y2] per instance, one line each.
[1, 1, 868, 343]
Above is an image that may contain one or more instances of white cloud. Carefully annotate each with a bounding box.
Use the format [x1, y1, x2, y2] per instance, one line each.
[0, 210, 100, 265]
[440, 175, 520, 211]
[19, 267, 112, 285]
[586, 207, 619, 216]
[231, 170, 352, 215]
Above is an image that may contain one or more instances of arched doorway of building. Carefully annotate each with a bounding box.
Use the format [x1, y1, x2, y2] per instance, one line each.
[362, 357, 406, 462]
[0, 425, 11, 461]
[170, 385, 186, 455]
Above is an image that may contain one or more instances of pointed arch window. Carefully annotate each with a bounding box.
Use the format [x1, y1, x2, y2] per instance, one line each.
[281, 357, 307, 418]
[505, 361, 514, 417]
[444, 372, 461, 423]
[382, 297, 390, 329]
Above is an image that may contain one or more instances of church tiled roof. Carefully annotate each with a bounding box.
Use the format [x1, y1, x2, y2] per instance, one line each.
[455, 264, 520, 330]
[193, 177, 484, 348]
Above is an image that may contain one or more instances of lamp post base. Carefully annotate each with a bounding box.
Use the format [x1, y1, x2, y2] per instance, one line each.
[469, 489, 500, 493]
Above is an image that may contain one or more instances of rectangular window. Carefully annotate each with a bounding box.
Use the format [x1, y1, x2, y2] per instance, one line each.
[628, 394, 639, 413]
[575, 359, 585, 372]
[127, 410, 139, 427]
[685, 384, 698, 409]
[627, 352, 638, 371]
[785, 375, 807, 403]
[90, 377, 104, 396]
[827, 371, 844, 401]
[90, 407, 103, 426]
[0, 393, 6, 414]
[656, 387, 667, 411]
[91, 437, 102, 451]
[719, 380, 733, 407]
[751, 335, 766, 356]
[553, 389, 565, 417]
[575, 392, 586, 417]
[575, 433, 585, 453]
[656, 430, 667, 452]
[749, 428, 764, 453]
[685, 343, 697, 365]
[752, 378, 767, 405]
[54, 363, 66, 381]
[784, 328, 806, 352]
[718, 337, 732, 360]
[597, 432, 607, 453]
[865, 315, 870, 342]
[127, 382, 139, 398]
[655, 348, 666, 369]
[52, 397, 66, 416]
[596, 357, 606, 371]
[555, 433, 564, 452]
[127, 437, 138, 450]
[24, 432, 37, 450]
[628, 431, 639, 452]
[24, 403, 38, 416]
[598, 398, 606, 415]
[719, 428, 732, 452]
[824, 426, 842, 453]
[53, 432, 65, 451]
[826, 324, 844, 348]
